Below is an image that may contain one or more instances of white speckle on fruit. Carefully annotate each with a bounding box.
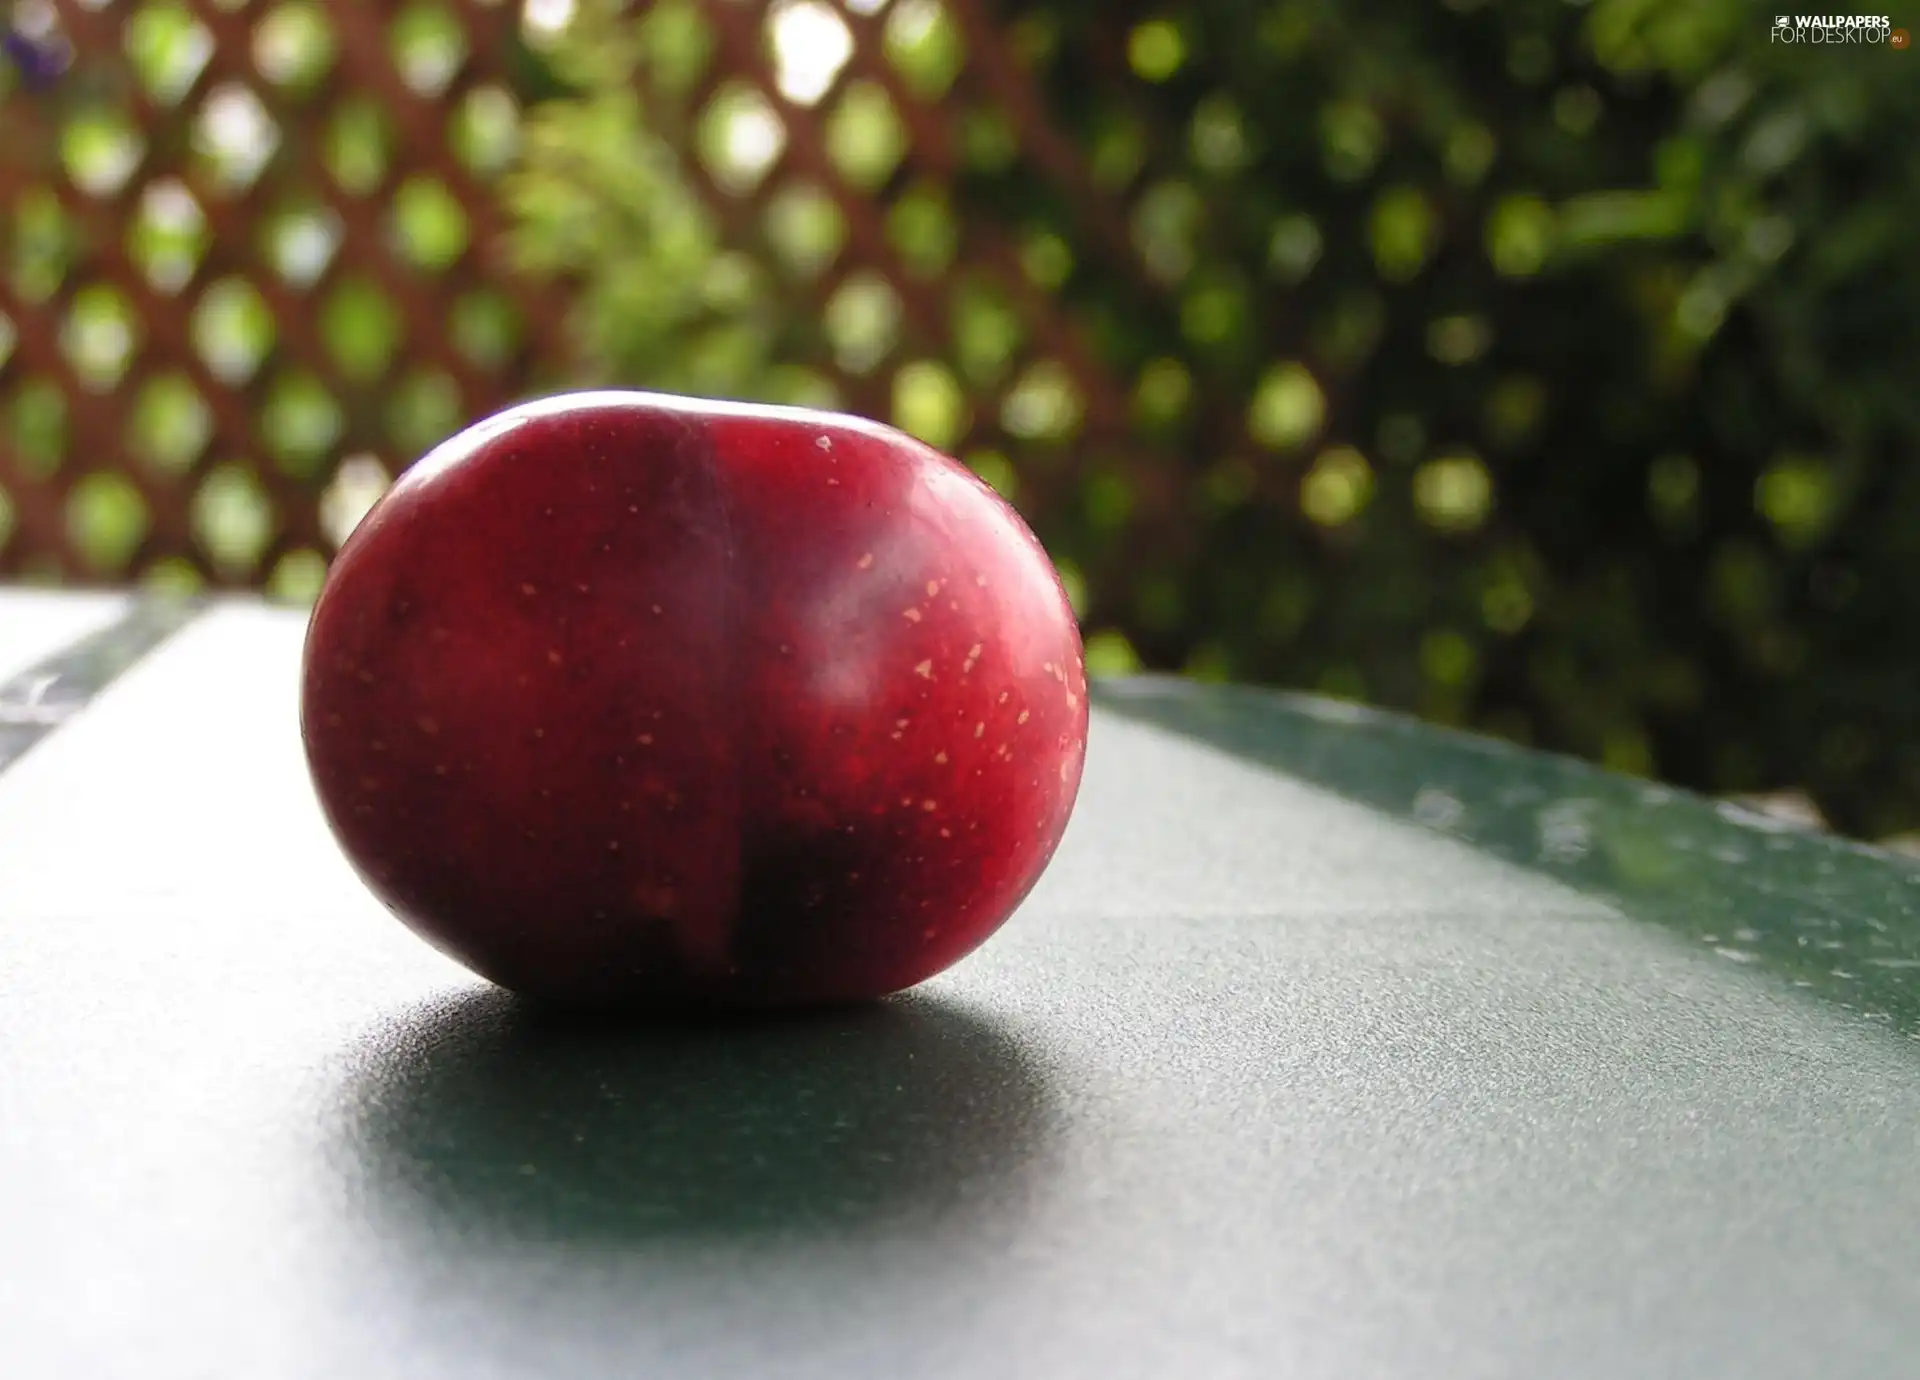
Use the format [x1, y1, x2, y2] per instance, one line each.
[547, 649, 563, 666]
[914, 660, 934, 678]
[976, 574, 988, 587]
[356, 669, 374, 685]
[651, 604, 663, 615]
[607, 840, 621, 853]
[1061, 760, 1072, 781]
[533, 728, 546, 739]
[857, 553, 875, 569]
[973, 722, 985, 738]
[1017, 710, 1030, 724]
[925, 579, 941, 596]
[521, 583, 537, 596]
[922, 799, 938, 811]
[638, 733, 653, 746]
[901, 795, 914, 807]
[628, 504, 639, 514]
[939, 827, 951, 838]
[1043, 662, 1055, 676]
[997, 691, 1009, 704]
[817, 435, 833, 451]
[903, 608, 922, 622]
[576, 583, 590, 595]
[827, 477, 840, 485]
[963, 644, 983, 673]
[934, 751, 948, 764]
[1067, 690, 1079, 709]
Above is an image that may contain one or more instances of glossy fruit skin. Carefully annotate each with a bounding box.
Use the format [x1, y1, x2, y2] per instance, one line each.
[300, 391, 1088, 1010]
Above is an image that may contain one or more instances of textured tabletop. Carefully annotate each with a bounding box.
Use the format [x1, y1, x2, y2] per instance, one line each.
[2, 599, 1919, 1379]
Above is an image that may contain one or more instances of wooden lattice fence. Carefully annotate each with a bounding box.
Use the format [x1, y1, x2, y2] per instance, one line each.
[6, 0, 1347, 618]
[1, 0, 1219, 609]
[0, 0, 568, 596]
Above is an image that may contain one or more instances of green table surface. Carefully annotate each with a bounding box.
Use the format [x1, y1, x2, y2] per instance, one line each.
[3, 596, 1919, 1379]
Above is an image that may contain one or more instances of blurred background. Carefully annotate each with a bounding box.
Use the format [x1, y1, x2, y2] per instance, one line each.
[0, 0, 1915, 845]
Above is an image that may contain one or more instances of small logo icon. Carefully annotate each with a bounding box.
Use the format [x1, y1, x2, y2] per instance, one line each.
[1775, 13, 1791, 24]
[1893, 26, 1911, 47]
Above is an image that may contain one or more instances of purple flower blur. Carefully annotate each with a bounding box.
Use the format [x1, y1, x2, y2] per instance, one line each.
[3, 27, 68, 88]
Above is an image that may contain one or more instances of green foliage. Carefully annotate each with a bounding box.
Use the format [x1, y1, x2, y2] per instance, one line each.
[504, 5, 804, 403]
[507, 0, 1920, 838]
